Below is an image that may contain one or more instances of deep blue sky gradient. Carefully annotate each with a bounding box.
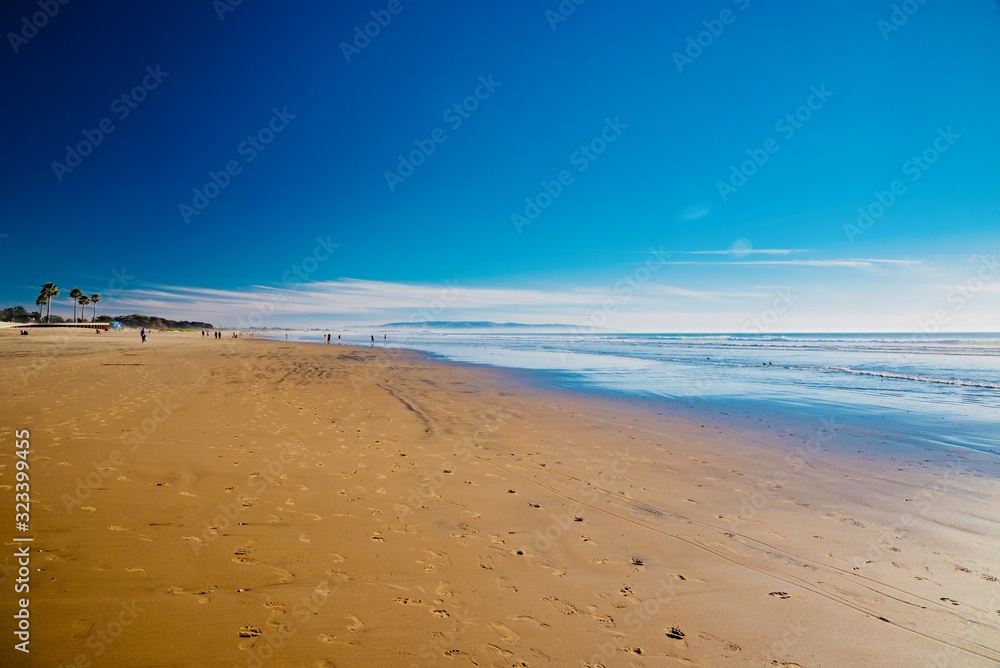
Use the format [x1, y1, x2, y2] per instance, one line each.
[2, 0, 998, 329]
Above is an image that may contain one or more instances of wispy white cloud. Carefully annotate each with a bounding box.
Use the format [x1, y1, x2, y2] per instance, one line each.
[677, 204, 712, 221]
[658, 258, 920, 268]
[678, 248, 807, 256]
[101, 276, 767, 327]
[92, 256, 980, 332]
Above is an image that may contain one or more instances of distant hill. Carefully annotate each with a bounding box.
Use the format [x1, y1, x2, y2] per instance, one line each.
[104, 314, 215, 330]
[377, 321, 606, 331]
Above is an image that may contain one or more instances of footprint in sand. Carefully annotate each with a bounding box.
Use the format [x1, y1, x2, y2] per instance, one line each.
[232, 547, 255, 564]
[238, 625, 262, 638]
[484, 643, 513, 660]
[345, 614, 365, 632]
[443, 649, 473, 660]
[265, 601, 289, 631]
[586, 606, 614, 626]
[435, 582, 459, 600]
[72, 619, 95, 640]
[940, 597, 961, 606]
[496, 577, 517, 593]
[431, 609, 450, 618]
[542, 597, 577, 615]
[769, 592, 791, 599]
[490, 622, 520, 644]
[395, 597, 424, 606]
[665, 627, 685, 640]
[509, 614, 549, 629]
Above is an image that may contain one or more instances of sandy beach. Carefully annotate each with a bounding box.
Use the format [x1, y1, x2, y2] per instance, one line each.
[1, 329, 998, 667]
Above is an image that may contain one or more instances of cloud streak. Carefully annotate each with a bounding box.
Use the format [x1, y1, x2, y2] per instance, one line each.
[100, 277, 772, 327]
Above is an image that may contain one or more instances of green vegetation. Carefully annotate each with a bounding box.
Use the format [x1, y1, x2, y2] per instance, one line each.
[37, 282, 58, 323]
[70, 288, 83, 322]
[103, 314, 214, 330]
[0, 309, 211, 328]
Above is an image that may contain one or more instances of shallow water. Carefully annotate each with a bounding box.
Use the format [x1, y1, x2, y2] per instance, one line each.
[273, 331, 1000, 457]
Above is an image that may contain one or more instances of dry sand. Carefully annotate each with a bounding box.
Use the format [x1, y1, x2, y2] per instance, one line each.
[1, 329, 998, 667]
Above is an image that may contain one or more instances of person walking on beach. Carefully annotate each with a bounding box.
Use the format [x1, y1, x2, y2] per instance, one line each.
[338, 334, 341, 344]
[371, 334, 375, 345]
[140, 327, 147, 344]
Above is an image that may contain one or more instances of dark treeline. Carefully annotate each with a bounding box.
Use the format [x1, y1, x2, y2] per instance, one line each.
[2, 307, 213, 329]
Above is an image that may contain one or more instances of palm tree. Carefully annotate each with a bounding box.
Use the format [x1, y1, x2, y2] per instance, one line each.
[39, 282, 59, 323]
[70, 288, 83, 322]
[35, 295, 46, 322]
[90, 294, 100, 322]
[78, 295, 90, 320]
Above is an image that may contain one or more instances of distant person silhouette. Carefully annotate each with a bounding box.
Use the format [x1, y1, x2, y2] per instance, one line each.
[140, 327, 147, 344]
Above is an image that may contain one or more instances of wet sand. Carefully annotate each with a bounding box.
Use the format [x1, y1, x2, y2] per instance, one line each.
[1, 329, 998, 667]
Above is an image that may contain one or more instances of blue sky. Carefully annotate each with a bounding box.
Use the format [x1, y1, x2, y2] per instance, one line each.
[1, 0, 998, 331]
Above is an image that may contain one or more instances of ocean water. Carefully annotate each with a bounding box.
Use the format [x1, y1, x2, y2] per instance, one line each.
[279, 331, 1000, 457]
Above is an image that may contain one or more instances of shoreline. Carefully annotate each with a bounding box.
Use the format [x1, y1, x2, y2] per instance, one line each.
[273, 331, 1000, 462]
[1, 330, 998, 666]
